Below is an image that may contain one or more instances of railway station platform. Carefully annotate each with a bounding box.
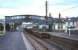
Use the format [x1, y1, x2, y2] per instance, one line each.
[48, 32, 78, 41]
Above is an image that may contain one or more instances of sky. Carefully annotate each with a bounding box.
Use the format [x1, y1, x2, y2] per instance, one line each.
[0, 0, 78, 19]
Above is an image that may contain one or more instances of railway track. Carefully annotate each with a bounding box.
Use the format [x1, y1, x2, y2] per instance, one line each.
[24, 32, 47, 50]
[46, 35, 78, 50]
[24, 32, 62, 50]
[23, 29, 78, 50]
[30, 32, 78, 50]
[43, 39, 70, 50]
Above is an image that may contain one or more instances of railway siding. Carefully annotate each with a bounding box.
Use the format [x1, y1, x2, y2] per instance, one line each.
[24, 29, 78, 50]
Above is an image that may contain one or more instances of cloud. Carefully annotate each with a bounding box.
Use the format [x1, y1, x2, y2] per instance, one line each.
[0, 0, 78, 19]
[0, 0, 32, 8]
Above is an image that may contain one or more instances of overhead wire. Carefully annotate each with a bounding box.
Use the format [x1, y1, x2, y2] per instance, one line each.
[61, 5, 78, 12]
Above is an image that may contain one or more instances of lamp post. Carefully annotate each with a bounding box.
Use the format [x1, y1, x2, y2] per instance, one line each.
[48, 13, 53, 31]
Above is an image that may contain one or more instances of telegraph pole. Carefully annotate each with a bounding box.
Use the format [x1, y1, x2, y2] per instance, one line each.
[45, 0, 48, 32]
[45, 0, 48, 19]
[59, 12, 61, 19]
[45, 0, 53, 31]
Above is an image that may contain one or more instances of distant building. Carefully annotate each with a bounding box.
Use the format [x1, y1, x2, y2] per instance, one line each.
[4, 14, 78, 32]
[52, 18, 65, 32]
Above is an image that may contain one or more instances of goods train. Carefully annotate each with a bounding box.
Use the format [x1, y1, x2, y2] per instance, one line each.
[23, 28, 51, 38]
[22, 22, 51, 38]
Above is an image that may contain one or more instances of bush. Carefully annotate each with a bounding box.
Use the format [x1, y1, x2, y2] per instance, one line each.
[0, 23, 4, 31]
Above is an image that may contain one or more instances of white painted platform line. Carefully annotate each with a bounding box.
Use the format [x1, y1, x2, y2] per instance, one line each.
[21, 32, 35, 50]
